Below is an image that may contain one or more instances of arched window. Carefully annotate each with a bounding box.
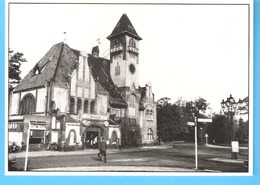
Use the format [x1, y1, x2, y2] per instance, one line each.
[129, 94, 136, 106]
[84, 99, 89, 113]
[90, 100, 95, 113]
[77, 99, 82, 114]
[19, 94, 36, 114]
[70, 98, 75, 114]
[68, 129, 76, 145]
[129, 38, 136, 48]
[147, 128, 153, 140]
[146, 108, 154, 121]
[111, 130, 118, 143]
[113, 39, 120, 48]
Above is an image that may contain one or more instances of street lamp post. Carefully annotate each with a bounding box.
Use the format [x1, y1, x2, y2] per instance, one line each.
[221, 94, 240, 159]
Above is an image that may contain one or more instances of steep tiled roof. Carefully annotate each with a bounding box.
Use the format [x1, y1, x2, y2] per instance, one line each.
[88, 55, 128, 108]
[15, 42, 127, 108]
[14, 42, 79, 92]
[107, 14, 142, 40]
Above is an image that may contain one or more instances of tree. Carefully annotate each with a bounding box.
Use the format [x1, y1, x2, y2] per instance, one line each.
[157, 97, 171, 109]
[9, 49, 27, 91]
[157, 103, 189, 142]
[157, 96, 210, 143]
[236, 118, 249, 144]
[184, 97, 210, 142]
[206, 114, 230, 144]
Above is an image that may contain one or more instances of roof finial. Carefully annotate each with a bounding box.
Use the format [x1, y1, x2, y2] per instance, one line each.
[63, 32, 67, 44]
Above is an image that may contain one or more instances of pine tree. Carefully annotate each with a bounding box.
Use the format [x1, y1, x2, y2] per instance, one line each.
[8, 49, 27, 91]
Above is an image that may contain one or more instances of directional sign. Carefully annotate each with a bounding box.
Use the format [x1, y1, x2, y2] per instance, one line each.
[187, 122, 195, 126]
[198, 118, 212, 123]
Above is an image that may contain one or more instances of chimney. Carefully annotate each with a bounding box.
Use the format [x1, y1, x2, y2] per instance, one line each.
[92, 46, 99, 57]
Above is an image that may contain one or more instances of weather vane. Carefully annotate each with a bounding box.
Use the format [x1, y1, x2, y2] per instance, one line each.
[96, 38, 101, 46]
[63, 32, 67, 44]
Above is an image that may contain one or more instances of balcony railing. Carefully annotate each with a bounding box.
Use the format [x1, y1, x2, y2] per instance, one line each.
[127, 46, 139, 54]
[111, 46, 123, 53]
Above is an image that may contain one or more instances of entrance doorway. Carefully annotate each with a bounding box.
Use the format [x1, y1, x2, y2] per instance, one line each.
[84, 125, 103, 149]
[85, 131, 99, 149]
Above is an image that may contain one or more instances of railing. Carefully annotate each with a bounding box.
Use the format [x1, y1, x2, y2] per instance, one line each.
[110, 46, 123, 53]
[127, 46, 139, 54]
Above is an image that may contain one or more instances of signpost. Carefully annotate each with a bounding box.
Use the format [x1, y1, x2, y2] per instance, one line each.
[24, 122, 30, 171]
[187, 118, 212, 170]
[198, 118, 212, 123]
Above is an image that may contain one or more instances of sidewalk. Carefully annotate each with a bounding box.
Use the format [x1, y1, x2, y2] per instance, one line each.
[31, 166, 198, 172]
[205, 144, 248, 150]
[9, 145, 171, 159]
[207, 157, 245, 164]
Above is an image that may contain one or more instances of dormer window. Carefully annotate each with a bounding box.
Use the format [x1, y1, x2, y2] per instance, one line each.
[33, 60, 49, 75]
[33, 64, 41, 75]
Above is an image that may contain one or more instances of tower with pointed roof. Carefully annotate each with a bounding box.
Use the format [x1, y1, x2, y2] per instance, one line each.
[107, 14, 142, 89]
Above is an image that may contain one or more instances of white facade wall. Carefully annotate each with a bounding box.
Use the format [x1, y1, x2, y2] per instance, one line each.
[84, 88, 89, 99]
[109, 127, 121, 140]
[125, 59, 139, 88]
[84, 57, 90, 82]
[53, 87, 69, 113]
[97, 94, 108, 115]
[125, 35, 139, 88]
[36, 87, 46, 113]
[70, 71, 76, 97]
[78, 86, 83, 98]
[10, 93, 20, 115]
[9, 132, 23, 144]
[110, 53, 126, 87]
[78, 56, 84, 81]
[70, 54, 95, 100]
[65, 123, 81, 145]
[128, 107, 136, 117]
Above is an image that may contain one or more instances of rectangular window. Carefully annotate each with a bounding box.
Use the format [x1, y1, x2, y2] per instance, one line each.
[120, 109, 125, 117]
[116, 109, 120, 117]
[146, 109, 153, 121]
[111, 108, 115, 115]
[115, 62, 120, 75]
[90, 101, 95, 113]
[8, 122, 23, 132]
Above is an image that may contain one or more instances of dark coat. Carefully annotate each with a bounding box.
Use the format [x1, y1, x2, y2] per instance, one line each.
[99, 140, 107, 151]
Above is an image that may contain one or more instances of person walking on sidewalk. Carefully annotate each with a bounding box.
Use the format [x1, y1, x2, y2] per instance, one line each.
[99, 137, 107, 163]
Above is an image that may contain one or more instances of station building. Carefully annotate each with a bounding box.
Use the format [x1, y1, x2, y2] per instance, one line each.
[8, 14, 157, 150]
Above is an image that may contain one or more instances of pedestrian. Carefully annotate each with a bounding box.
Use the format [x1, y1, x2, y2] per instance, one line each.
[99, 136, 107, 163]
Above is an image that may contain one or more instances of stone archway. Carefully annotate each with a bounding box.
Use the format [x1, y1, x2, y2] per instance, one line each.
[84, 124, 104, 149]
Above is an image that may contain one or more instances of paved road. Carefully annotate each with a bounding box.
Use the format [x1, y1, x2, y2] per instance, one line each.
[8, 142, 249, 173]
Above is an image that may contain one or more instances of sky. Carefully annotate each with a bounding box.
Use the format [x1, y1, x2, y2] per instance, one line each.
[8, 1, 252, 113]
